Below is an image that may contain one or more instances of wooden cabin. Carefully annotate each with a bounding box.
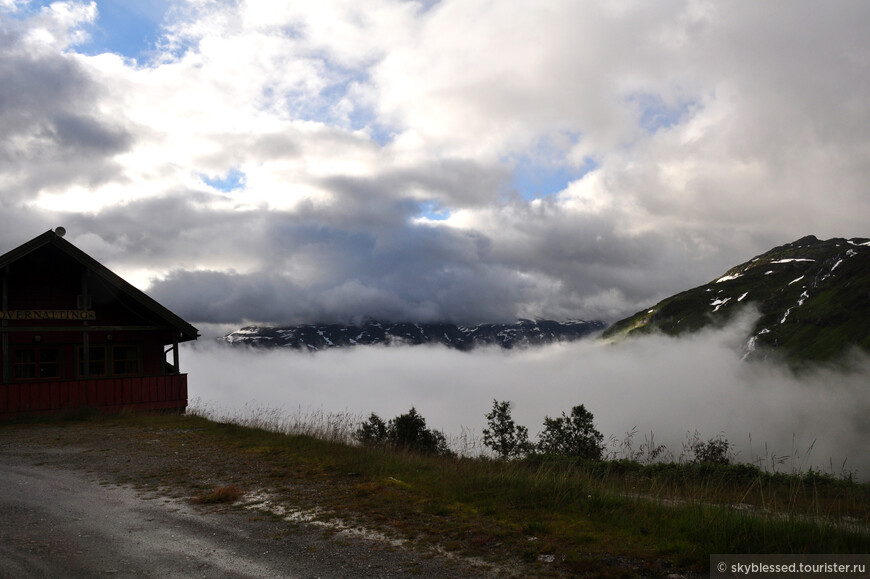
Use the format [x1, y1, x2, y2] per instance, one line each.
[0, 229, 198, 418]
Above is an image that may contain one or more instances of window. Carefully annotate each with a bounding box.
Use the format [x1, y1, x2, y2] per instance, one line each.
[78, 346, 106, 377]
[112, 346, 140, 376]
[13, 348, 60, 380]
[39, 348, 60, 378]
[13, 349, 35, 380]
[77, 345, 140, 377]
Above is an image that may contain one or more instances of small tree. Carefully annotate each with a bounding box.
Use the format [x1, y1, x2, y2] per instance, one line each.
[356, 408, 452, 456]
[356, 412, 389, 446]
[482, 399, 532, 460]
[537, 404, 604, 460]
[389, 407, 451, 455]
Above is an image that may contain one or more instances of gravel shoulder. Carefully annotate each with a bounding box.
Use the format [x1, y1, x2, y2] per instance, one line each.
[0, 418, 520, 578]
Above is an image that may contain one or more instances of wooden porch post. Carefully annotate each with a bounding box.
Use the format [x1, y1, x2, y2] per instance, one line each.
[81, 271, 90, 378]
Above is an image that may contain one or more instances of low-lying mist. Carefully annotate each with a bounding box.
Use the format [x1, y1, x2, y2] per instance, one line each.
[183, 317, 870, 479]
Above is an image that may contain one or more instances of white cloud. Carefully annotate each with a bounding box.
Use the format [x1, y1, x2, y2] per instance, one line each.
[1, 0, 869, 325]
[26, 1, 97, 49]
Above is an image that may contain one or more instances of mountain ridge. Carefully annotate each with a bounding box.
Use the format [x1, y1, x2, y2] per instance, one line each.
[220, 235, 869, 362]
[602, 235, 870, 363]
[220, 319, 605, 351]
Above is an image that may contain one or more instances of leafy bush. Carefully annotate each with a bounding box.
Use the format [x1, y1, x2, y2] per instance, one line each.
[686, 431, 732, 465]
[482, 399, 532, 460]
[356, 407, 453, 456]
[536, 404, 604, 460]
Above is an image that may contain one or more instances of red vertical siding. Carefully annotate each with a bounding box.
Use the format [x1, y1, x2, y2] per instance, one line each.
[0, 374, 187, 419]
[8, 384, 20, 412]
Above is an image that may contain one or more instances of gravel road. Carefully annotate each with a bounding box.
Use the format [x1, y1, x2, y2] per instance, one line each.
[0, 421, 513, 578]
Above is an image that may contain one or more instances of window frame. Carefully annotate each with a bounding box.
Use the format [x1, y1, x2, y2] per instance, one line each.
[12, 347, 62, 381]
[111, 345, 141, 377]
[76, 344, 141, 378]
[77, 345, 107, 378]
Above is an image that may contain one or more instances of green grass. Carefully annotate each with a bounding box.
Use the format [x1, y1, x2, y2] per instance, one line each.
[9, 410, 867, 576]
[154, 411, 870, 574]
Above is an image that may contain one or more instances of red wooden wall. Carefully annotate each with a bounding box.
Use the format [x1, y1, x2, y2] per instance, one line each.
[0, 374, 187, 418]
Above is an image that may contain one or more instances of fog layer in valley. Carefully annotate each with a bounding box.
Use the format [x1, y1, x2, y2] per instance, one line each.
[183, 319, 870, 479]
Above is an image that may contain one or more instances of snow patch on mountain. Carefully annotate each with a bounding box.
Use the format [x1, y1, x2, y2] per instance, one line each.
[221, 319, 606, 352]
[606, 235, 870, 363]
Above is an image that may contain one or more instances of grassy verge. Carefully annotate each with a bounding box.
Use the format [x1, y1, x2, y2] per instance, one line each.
[318, 449, 869, 573]
[4, 410, 868, 577]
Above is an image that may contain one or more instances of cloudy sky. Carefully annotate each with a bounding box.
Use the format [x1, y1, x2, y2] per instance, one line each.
[3, 0, 869, 327]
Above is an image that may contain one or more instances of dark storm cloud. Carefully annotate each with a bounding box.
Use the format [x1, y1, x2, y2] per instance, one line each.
[309, 159, 511, 229]
[67, 193, 248, 258]
[145, 203, 548, 325]
[137, 193, 710, 326]
[150, 263, 573, 326]
[149, 269, 303, 324]
[113, 161, 542, 325]
[0, 24, 132, 198]
[50, 112, 129, 154]
[54, 167, 740, 327]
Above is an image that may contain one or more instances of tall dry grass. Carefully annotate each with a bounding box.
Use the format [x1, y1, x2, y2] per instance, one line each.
[187, 398, 362, 445]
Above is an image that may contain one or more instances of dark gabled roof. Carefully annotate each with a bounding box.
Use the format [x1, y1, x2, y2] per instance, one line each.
[0, 229, 198, 342]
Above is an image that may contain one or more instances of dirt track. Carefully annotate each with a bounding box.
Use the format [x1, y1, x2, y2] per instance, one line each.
[0, 420, 511, 578]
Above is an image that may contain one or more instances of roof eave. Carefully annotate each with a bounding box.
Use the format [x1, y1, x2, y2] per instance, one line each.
[0, 230, 199, 342]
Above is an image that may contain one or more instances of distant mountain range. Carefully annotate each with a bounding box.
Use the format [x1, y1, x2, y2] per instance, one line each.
[221, 235, 869, 362]
[603, 235, 870, 363]
[220, 319, 605, 351]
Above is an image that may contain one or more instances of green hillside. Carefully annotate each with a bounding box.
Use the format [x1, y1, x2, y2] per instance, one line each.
[603, 235, 870, 363]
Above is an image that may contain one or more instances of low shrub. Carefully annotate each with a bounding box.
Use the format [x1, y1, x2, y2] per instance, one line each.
[688, 432, 733, 465]
[356, 407, 453, 456]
